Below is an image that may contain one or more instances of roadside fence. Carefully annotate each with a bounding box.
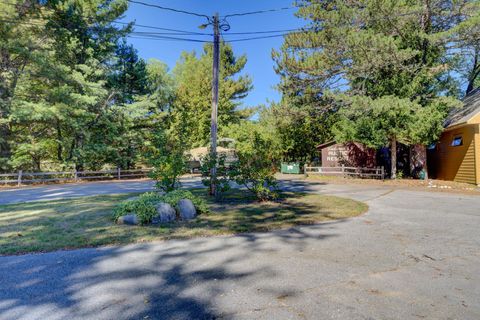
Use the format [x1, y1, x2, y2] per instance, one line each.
[304, 165, 385, 180]
[0, 168, 152, 186]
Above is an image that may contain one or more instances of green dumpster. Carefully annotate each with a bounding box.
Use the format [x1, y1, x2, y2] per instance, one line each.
[281, 162, 301, 174]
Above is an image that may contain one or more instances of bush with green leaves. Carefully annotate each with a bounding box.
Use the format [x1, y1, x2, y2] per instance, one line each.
[149, 152, 185, 192]
[228, 132, 279, 201]
[146, 131, 186, 192]
[113, 193, 163, 225]
[200, 153, 231, 196]
[229, 161, 278, 201]
[113, 190, 209, 224]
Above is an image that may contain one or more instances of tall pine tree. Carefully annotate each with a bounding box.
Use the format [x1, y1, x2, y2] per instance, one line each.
[274, 0, 477, 177]
[171, 42, 252, 148]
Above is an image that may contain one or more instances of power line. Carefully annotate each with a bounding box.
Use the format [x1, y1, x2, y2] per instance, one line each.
[126, 0, 209, 19]
[226, 34, 289, 42]
[3, 2, 420, 42]
[0, 14, 206, 36]
[223, 6, 297, 18]
[0, 2, 316, 44]
[128, 35, 211, 43]
[225, 28, 306, 35]
[130, 27, 312, 36]
[0, 15, 309, 43]
[0, 18, 300, 43]
[129, 33, 296, 43]
[0, 17, 209, 42]
[0, 2, 206, 34]
[0, 16, 210, 42]
[131, 31, 210, 36]
[112, 21, 205, 35]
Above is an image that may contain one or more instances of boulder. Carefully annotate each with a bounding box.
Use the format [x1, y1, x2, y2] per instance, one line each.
[117, 214, 139, 225]
[177, 199, 197, 220]
[152, 202, 176, 224]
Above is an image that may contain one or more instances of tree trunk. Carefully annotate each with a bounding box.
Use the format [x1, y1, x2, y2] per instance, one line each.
[0, 98, 12, 171]
[0, 125, 12, 171]
[420, 0, 432, 64]
[409, 145, 413, 177]
[424, 146, 429, 180]
[0, 57, 28, 171]
[391, 137, 397, 179]
[466, 48, 479, 95]
[56, 121, 63, 162]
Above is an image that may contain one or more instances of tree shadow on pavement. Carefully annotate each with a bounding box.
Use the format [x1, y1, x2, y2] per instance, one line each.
[277, 179, 327, 193]
[0, 219, 345, 320]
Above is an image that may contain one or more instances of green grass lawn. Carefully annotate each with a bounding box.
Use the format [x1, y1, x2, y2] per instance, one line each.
[0, 189, 368, 255]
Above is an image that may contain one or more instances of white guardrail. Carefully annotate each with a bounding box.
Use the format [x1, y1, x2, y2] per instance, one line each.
[304, 166, 385, 180]
[0, 168, 152, 186]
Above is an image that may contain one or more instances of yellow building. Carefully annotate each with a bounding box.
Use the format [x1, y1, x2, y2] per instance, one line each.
[429, 89, 480, 185]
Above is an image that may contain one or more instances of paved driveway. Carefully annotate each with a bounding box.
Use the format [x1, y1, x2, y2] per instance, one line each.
[0, 181, 479, 319]
[0, 178, 201, 205]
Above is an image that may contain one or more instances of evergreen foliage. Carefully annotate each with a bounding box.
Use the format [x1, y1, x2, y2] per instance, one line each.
[171, 42, 252, 148]
[2, 0, 479, 183]
[0, 2, 252, 173]
[274, 0, 479, 177]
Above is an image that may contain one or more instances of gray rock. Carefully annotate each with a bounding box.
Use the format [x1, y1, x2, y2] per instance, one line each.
[152, 202, 176, 224]
[117, 214, 139, 225]
[177, 199, 197, 220]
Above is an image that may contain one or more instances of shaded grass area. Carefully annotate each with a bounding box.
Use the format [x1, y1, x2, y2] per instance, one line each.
[0, 189, 368, 255]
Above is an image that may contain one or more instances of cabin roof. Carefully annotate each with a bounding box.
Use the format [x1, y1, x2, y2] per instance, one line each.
[316, 141, 337, 149]
[445, 88, 480, 128]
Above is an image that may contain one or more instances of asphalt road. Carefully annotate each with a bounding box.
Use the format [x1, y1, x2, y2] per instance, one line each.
[0, 178, 200, 205]
[0, 180, 479, 319]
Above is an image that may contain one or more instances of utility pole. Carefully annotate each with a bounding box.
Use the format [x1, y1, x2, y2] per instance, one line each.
[209, 13, 220, 196]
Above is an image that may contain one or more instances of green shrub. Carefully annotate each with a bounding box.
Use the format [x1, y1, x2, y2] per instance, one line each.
[113, 190, 209, 224]
[113, 193, 162, 225]
[149, 152, 186, 192]
[227, 131, 279, 201]
[250, 183, 279, 201]
[161, 190, 209, 214]
[146, 131, 186, 192]
[200, 153, 231, 196]
[229, 162, 279, 201]
[211, 130, 278, 201]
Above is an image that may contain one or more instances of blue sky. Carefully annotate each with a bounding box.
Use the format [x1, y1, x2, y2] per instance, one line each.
[122, 0, 305, 108]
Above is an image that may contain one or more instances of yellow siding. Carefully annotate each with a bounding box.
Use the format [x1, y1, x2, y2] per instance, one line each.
[454, 138, 476, 184]
[476, 125, 480, 185]
[469, 113, 480, 125]
[432, 124, 477, 184]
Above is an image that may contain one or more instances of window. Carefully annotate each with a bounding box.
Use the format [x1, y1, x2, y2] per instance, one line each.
[451, 136, 463, 147]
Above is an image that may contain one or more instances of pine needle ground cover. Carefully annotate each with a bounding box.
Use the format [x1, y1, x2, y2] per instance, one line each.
[0, 190, 367, 255]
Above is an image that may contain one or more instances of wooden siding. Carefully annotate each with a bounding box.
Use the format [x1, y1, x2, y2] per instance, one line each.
[454, 137, 476, 184]
[476, 125, 480, 185]
[469, 112, 480, 125]
[431, 124, 477, 184]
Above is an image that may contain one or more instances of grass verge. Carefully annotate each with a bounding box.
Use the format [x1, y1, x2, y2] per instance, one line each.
[0, 189, 367, 255]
